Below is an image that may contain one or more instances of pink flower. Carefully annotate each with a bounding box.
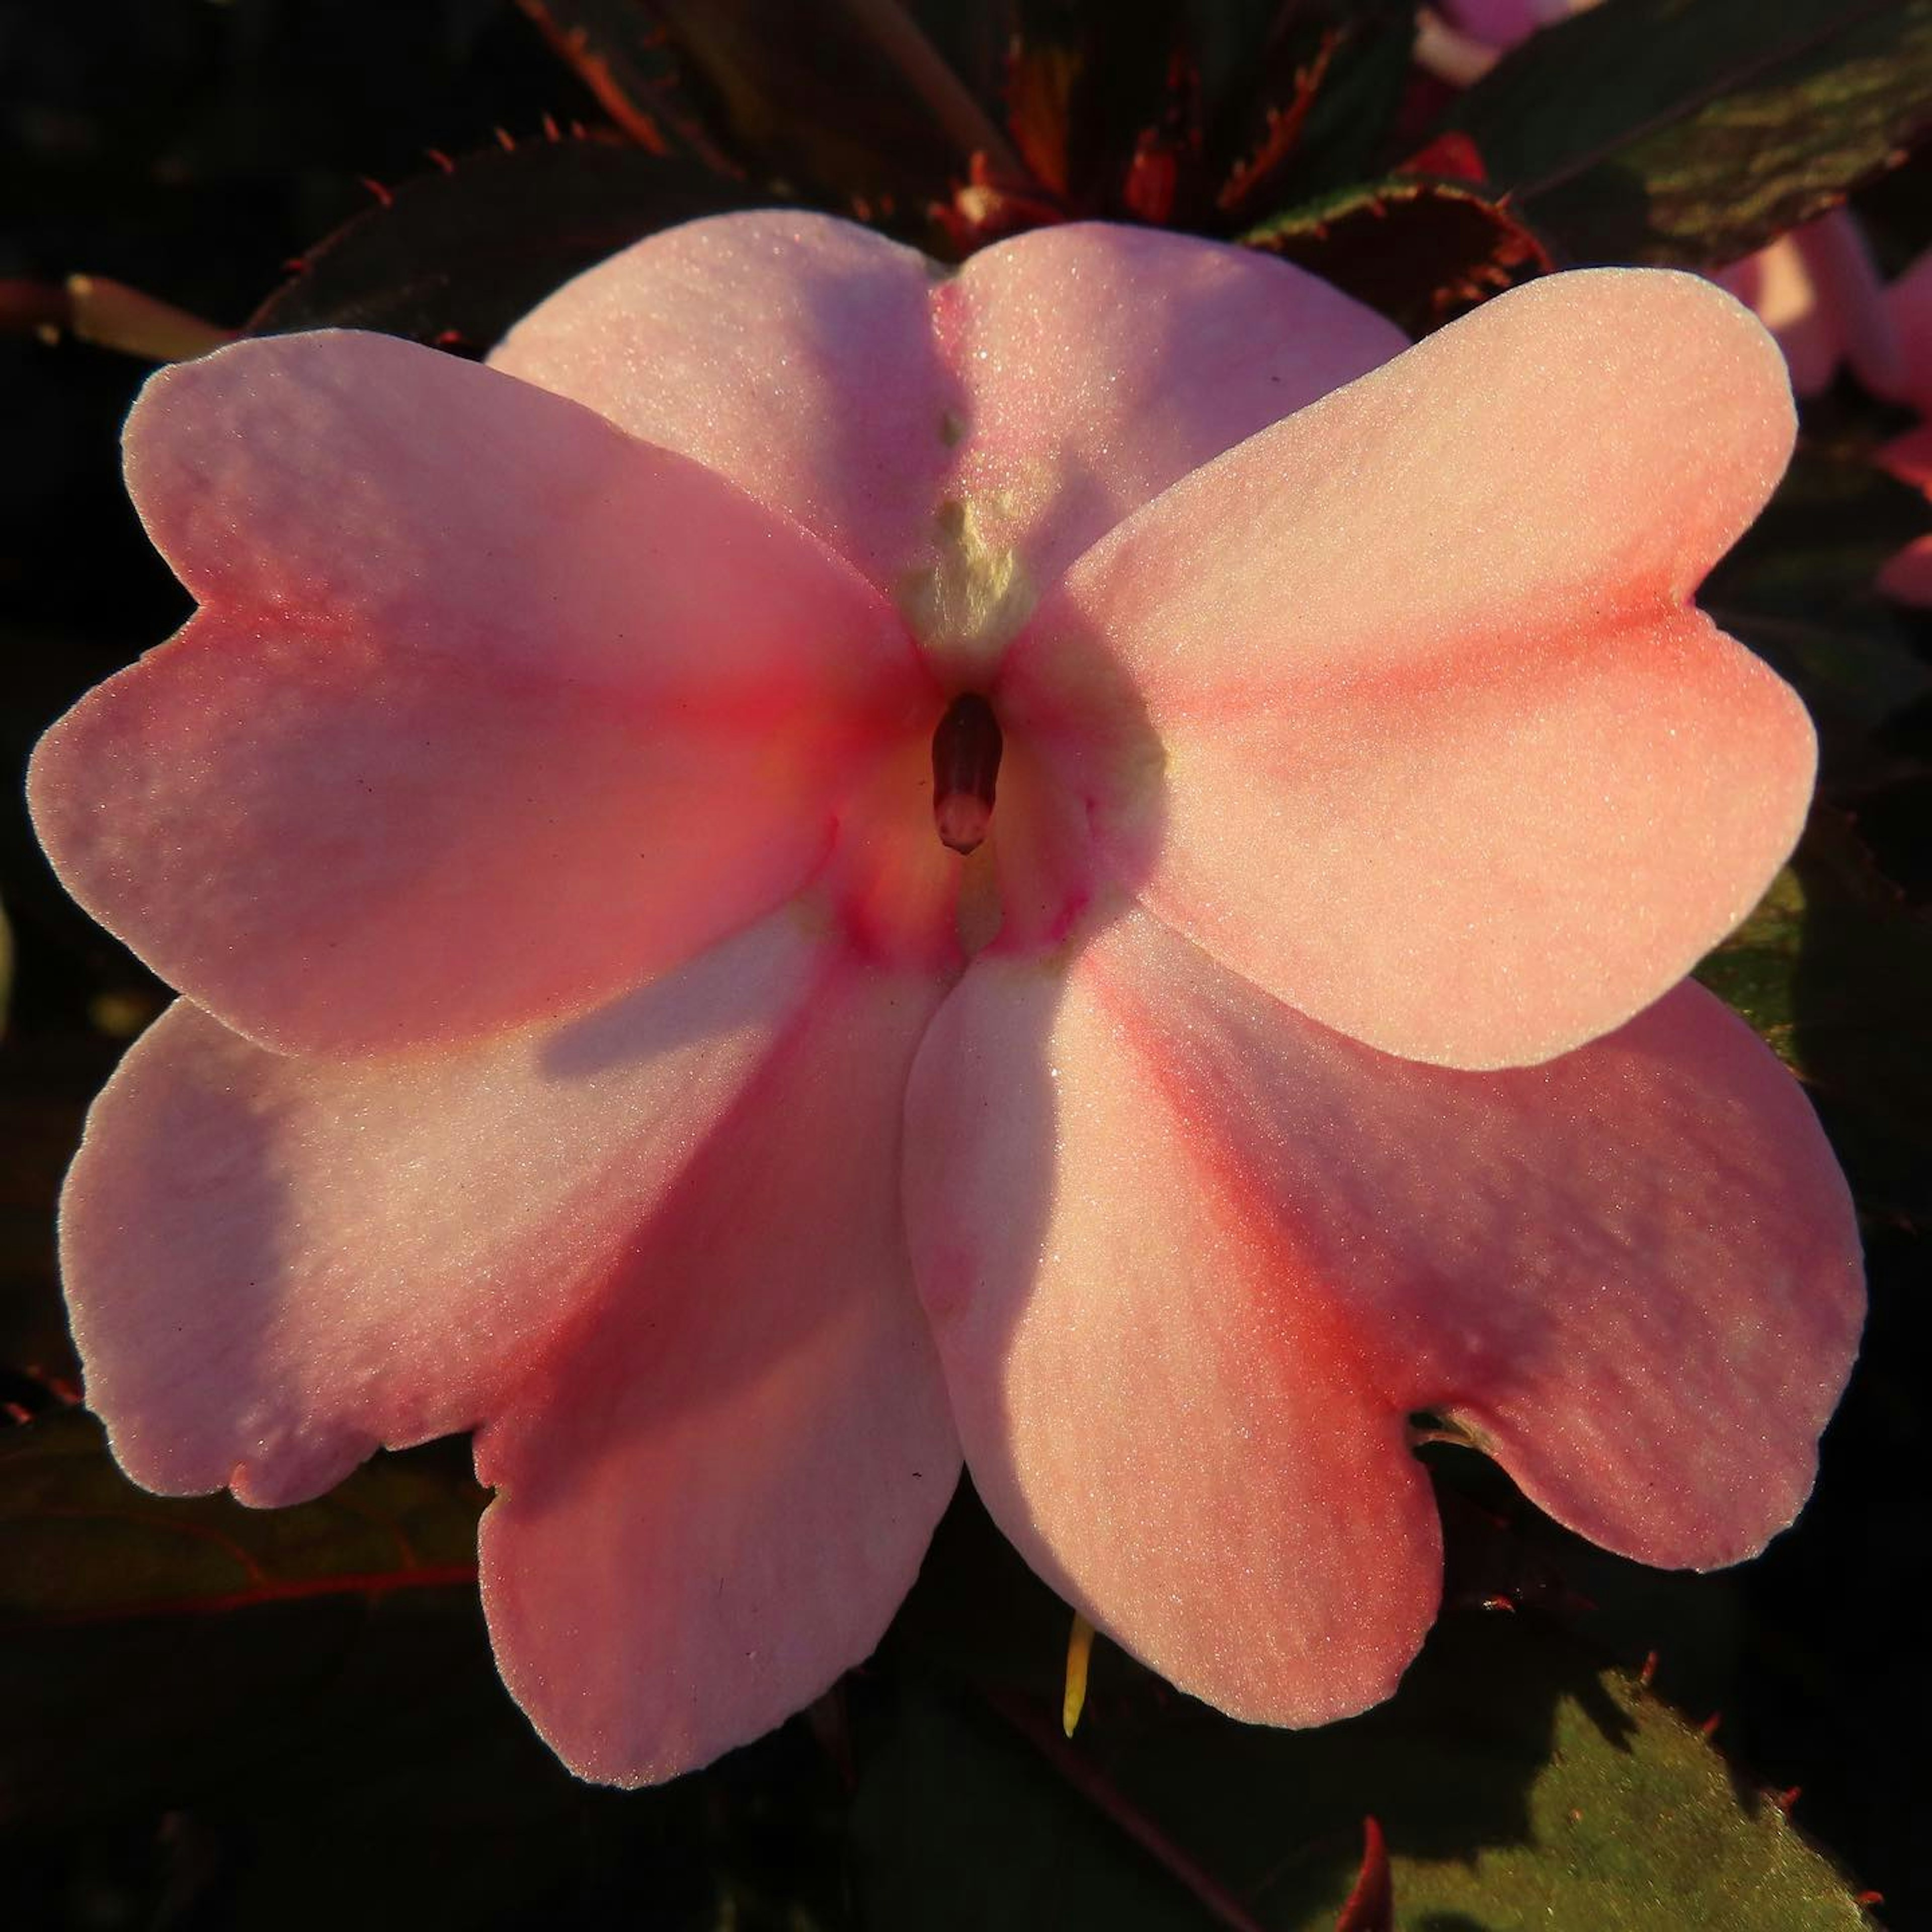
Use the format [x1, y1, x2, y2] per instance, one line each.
[1709, 214, 1902, 403]
[1876, 247, 1932, 605]
[1416, 0, 1605, 90]
[29, 215, 1862, 1785]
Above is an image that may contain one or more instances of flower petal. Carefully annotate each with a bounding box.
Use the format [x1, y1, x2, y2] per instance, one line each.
[1888, 245, 1932, 416]
[490, 210, 954, 597]
[495, 215, 1403, 624]
[1877, 424, 1932, 607]
[29, 330, 927, 1056]
[1714, 215, 1901, 401]
[62, 910, 874, 1506]
[1003, 269, 1811, 1069]
[904, 908, 1860, 1724]
[475, 947, 957, 1787]
[937, 224, 1406, 601]
[1437, 0, 1559, 40]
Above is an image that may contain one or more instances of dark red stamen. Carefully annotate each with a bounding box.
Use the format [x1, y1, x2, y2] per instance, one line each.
[932, 692, 1003, 855]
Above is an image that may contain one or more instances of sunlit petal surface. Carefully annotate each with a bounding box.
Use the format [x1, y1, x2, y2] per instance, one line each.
[906, 907, 1861, 1721]
[1003, 272, 1812, 1069]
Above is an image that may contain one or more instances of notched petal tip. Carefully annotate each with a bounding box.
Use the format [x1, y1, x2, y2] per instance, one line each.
[1023, 259, 1815, 1071]
[1483, 266, 1798, 553]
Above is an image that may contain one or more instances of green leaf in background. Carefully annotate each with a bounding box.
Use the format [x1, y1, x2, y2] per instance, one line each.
[1705, 440, 1932, 793]
[249, 130, 756, 349]
[858, 1611, 1872, 1930]
[1698, 808, 1932, 1223]
[1205, 0, 1418, 220]
[0, 1418, 851, 1927]
[1447, 0, 1932, 267]
[868, 1484, 1875, 1931]
[600, 0, 1015, 232]
[0, 1408, 482, 1623]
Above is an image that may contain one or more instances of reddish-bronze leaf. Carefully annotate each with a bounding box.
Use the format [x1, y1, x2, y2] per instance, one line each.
[1002, 0, 1201, 223]
[1205, 0, 1416, 220]
[638, 0, 1023, 232]
[1243, 174, 1551, 334]
[1214, 30, 1338, 220]
[514, 0, 739, 170]
[250, 131, 755, 350]
[1335, 1817, 1394, 1932]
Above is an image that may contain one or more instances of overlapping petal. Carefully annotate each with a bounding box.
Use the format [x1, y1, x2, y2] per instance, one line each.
[492, 214, 1404, 633]
[62, 911, 899, 1507]
[477, 948, 957, 1785]
[931, 224, 1406, 601]
[1001, 270, 1811, 1070]
[29, 331, 930, 1056]
[491, 211, 954, 597]
[905, 908, 1861, 1723]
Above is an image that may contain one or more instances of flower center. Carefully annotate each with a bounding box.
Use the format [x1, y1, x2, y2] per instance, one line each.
[931, 692, 1003, 855]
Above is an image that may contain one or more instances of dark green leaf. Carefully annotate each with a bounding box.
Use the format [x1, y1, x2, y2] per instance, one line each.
[1705, 441, 1932, 793]
[0, 1409, 482, 1623]
[250, 132, 757, 349]
[1698, 809, 1932, 1220]
[632, 0, 1018, 233]
[862, 1611, 1872, 1930]
[1209, 0, 1417, 220]
[1447, 0, 1932, 267]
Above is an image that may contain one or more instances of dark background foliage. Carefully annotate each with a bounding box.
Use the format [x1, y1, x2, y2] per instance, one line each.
[2, 3, 1929, 1927]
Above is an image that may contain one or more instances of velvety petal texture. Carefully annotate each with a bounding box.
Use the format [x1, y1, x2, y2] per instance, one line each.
[491, 212, 954, 598]
[32, 209, 1860, 1790]
[927, 224, 1406, 609]
[494, 214, 1404, 661]
[63, 912, 856, 1504]
[1421, 0, 1597, 78]
[1002, 270, 1810, 1069]
[30, 331, 930, 1056]
[1440, 0, 1584, 40]
[477, 950, 957, 1785]
[906, 908, 1861, 1723]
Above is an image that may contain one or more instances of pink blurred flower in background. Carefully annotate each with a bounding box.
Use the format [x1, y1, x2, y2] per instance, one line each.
[29, 214, 1862, 1785]
[1876, 248, 1932, 604]
[1709, 214, 1904, 401]
[1415, 0, 1602, 87]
